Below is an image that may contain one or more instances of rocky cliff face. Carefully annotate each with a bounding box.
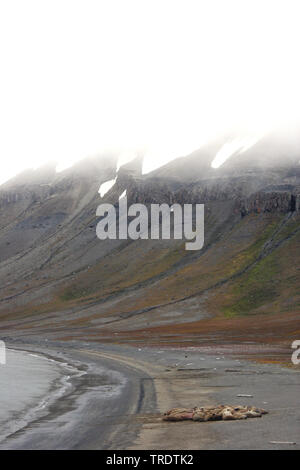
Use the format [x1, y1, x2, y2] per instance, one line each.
[240, 190, 299, 215]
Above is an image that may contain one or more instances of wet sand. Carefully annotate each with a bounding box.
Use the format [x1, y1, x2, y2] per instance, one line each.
[0, 340, 299, 450]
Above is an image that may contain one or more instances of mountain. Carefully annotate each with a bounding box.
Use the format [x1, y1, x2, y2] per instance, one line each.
[0, 132, 299, 356]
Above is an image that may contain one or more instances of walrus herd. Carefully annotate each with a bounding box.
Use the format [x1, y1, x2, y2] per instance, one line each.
[163, 405, 268, 422]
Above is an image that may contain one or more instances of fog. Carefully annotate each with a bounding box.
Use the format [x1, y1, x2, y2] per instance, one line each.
[1, 0, 300, 185]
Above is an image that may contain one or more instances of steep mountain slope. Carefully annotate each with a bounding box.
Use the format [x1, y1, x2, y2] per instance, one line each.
[0, 133, 299, 359]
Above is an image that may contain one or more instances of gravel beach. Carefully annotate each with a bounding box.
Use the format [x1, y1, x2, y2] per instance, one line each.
[0, 340, 299, 450]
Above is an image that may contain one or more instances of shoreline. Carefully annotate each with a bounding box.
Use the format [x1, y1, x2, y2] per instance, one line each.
[0, 342, 135, 449]
[1, 339, 299, 449]
[0, 347, 86, 445]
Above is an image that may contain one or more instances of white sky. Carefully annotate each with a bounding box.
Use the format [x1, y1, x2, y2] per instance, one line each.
[1, 0, 300, 184]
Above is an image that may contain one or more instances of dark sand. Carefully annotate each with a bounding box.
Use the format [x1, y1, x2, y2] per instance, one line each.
[0, 340, 299, 450]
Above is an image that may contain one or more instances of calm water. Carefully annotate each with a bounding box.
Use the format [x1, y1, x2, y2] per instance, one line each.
[0, 348, 73, 442]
